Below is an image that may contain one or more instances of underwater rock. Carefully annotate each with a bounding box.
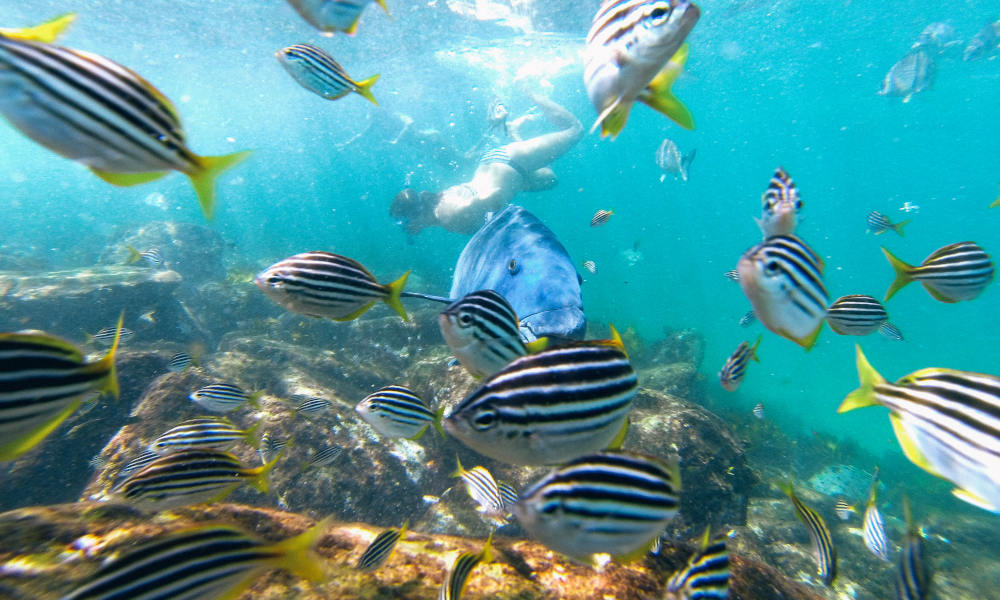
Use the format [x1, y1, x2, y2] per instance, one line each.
[98, 220, 226, 284]
[0, 501, 831, 600]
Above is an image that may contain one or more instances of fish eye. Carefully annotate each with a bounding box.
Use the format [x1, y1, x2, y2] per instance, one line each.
[472, 407, 498, 431]
[649, 6, 670, 23]
[508, 259, 520, 275]
[795, 200, 803, 211]
[764, 260, 780, 274]
[458, 311, 475, 327]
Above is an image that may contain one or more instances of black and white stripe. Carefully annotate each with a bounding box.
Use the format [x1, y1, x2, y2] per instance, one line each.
[879, 322, 904, 341]
[306, 444, 343, 468]
[93, 327, 133, 345]
[590, 209, 613, 227]
[455, 460, 505, 516]
[497, 480, 518, 508]
[167, 352, 192, 372]
[439, 535, 493, 600]
[440, 290, 526, 377]
[356, 523, 406, 571]
[867, 210, 908, 236]
[149, 418, 256, 455]
[895, 500, 928, 600]
[586, 0, 673, 50]
[189, 383, 253, 412]
[863, 500, 890, 562]
[826, 294, 889, 336]
[781, 483, 837, 586]
[718, 335, 760, 392]
[256, 251, 390, 317]
[295, 395, 332, 415]
[277, 43, 356, 99]
[666, 528, 730, 599]
[762, 167, 800, 216]
[355, 385, 435, 439]
[909, 242, 993, 302]
[760, 235, 827, 318]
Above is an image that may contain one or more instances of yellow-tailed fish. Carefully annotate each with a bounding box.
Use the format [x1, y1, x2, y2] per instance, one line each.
[778, 481, 836, 586]
[882, 242, 994, 303]
[276, 43, 378, 105]
[285, 0, 389, 36]
[754, 167, 801, 238]
[0, 13, 76, 42]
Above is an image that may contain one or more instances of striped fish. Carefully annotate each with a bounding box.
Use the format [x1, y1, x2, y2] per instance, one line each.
[286, 0, 389, 35]
[718, 335, 761, 392]
[738, 310, 756, 327]
[62, 519, 328, 600]
[778, 482, 836, 586]
[295, 395, 332, 416]
[840, 345, 1000, 513]
[834, 498, 856, 521]
[590, 209, 614, 227]
[127, 246, 162, 267]
[111, 448, 277, 511]
[665, 527, 730, 600]
[882, 242, 994, 303]
[189, 383, 259, 413]
[583, 0, 700, 138]
[91, 326, 133, 346]
[356, 522, 407, 571]
[438, 533, 493, 600]
[879, 322, 904, 341]
[355, 385, 441, 440]
[304, 444, 343, 469]
[443, 328, 637, 466]
[752, 402, 764, 419]
[167, 352, 192, 372]
[0, 323, 120, 461]
[737, 234, 828, 349]
[438, 290, 547, 379]
[497, 480, 518, 508]
[724, 269, 740, 282]
[0, 13, 76, 43]
[114, 449, 158, 482]
[826, 294, 896, 337]
[513, 451, 681, 562]
[255, 251, 409, 321]
[276, 43, 378, 105]
[862, 473, 890, 562]
[258, 431, 292, 465]
[583, 260, 597, 274]
[867, 210, 909, 236]
[149, 417, 259, 455]
[453, 458, 506, 524]
[895, 497, 929, 600]
[755, 167, 801, 237]
[0, 36, 250, 219]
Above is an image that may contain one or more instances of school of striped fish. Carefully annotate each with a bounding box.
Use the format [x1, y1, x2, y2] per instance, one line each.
[2, 3, 998, 599]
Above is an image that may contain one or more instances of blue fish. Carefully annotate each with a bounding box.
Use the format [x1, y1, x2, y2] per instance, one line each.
[450, 205, 585, 341]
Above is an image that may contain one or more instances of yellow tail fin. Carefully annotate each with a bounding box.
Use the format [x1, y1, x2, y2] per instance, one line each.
[749, 334, 762, 362]
[189, 150, 253, 219]
[638, 44, 695, 130]
[0, 398, 83, 461]
[383, 270, 410, 321]
[87, 312, 123, 400]
[838, 345, 885, 413]
[891, 219, 910, 237]
[3, 13, 76, 42]
[249, 451, 282, 494]
[881, 246, 914, 302]
[353, 74, 379, 105]
[242, 421, 261, 448]
[264, 516, 332, 583]
[125, 245, 142, 264]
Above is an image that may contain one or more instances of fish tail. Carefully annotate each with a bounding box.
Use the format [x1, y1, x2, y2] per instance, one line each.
[638, 44, 695, 130]
[839, 345, 885, 413]
[263, 517, 332, 584]
[990, 197, 1000, 209]
[375, 0, 391, 15]
[243, 421, 262, 448]
[5, 12, 76, 42]
[87, 312, 123, 400]
[451, 455, 465, 479]
[125, 245, 142, 264]
[188, 150, 253, 219]
[881, 246, 914, 301]
[247, 390, 264, 410]
[383, 270, 410, 321]
[749, 334, 762, 362]
[433, 406, 447, 438]
[775, 480, 798, 504]
[891, 219, 910, 237]
[250, 451, 283, 493]
[0, 397, 82, 461]
[480, 530, 495, 564]
[607, 323, 627, 357]
[353, 74, 379, 106]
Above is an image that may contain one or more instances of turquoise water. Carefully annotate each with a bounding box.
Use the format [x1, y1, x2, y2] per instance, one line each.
[2, 0, 998, 519]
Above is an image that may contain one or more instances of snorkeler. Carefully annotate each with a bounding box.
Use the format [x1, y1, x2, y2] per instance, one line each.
[391, 89, 583, 235]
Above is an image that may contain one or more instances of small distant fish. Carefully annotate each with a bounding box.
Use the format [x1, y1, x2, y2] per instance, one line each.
[665, 527, 730, 600]
[912, 22, 960, 54]
[807, 464, 880, 500]
[168, 352, 193, 372]
[0, 322, 121, 461]
[356, 522, 407, 571]
[91, 327, 133, 346]
[718, 335, 761, 392]
[724, 269, 740, 282]
[879, 322, 904, 341]
[862, 471, 890, 562]
[111, 449, 277, 511]
[867, 210, 909, 236]
[513, 451, 681, 562]
[453, 458, 507, 524]
[304, 444, 343, 469]
[0, 13, 76, 43]
[497, 480, 518, 508]
[739, 310, 756, 327]
[584, 0, 700, 138]
[583, 260, 597, 274]
[276, 43, 378, 105]
[752, 402, 764, 419]
[879, 50, 934, 103]
[296, 395, 332, 416]
[61, 520, 327, 600]
[737, 234, 828, 349]
[255, 251, 409, 322]
[189, 383, 260, 413]
[355, 385, 441, 440]
[127, 246, 162, 267]
[439, 533, 494, 600]
[841, 346, 1000, 513]
[778, 482, 837, 586]
[138, 310, 156, 324]
[882, 242, 994, 303]
[656, 138, 696, 182]
[963, 21, 999, 62]
[755, 167, 801, 238]
[258, 431, 292, 465]
[150, 418, 259, 455]
[895, 497, 929, 600]
[438, 290, 547, 379]
[443, 329, 636, 466]
[0, 35, 250, 219]
[285, 0, 389, 36]
[826, 294, 897, 337]
[900, 201, 920, 213]
[590, 209, 614, 227]
[834, 498, 856, 521]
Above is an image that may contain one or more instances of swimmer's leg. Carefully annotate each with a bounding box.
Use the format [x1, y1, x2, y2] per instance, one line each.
[504, 94, 582, 172]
